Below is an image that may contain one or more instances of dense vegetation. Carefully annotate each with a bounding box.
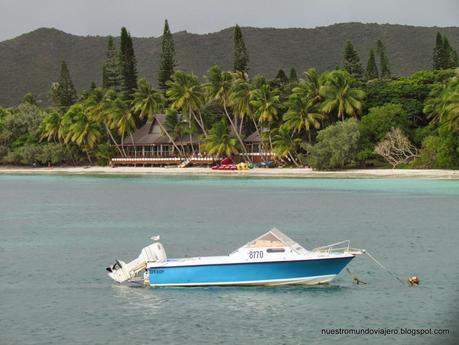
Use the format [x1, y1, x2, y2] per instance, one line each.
[0, 22, 458, 170]
[1, 23, 459, 106]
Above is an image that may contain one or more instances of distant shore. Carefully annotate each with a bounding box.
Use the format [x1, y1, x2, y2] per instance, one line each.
[0, 166, 458, 179]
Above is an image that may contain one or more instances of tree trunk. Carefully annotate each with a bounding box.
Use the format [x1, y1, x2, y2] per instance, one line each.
[189, 106, 207, 138]
[196, 109, 208, 137]
[64, 142, 77, 166]
[288, 152, 301, 167]
[157, 122, 183, 156]
[267, 125, 273, 153]
[222, 101, 251, 162]
[129, 133, 137, 157]
[104, 123, 125, 157]
[188, 121, 195, 155]
[120, 133, 127, 157]
[86, 151, 93, 165]
[238, 116, 244, 135]
[252, 119, 267, 162]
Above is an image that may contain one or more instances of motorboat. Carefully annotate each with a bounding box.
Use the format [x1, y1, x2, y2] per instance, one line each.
[106, 228, 364, 287]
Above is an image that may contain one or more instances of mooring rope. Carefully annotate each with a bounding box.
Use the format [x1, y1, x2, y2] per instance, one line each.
[365, 251, 405, 285]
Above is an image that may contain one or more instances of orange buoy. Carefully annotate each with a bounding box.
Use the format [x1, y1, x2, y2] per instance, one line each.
[408, 275, 420, 286]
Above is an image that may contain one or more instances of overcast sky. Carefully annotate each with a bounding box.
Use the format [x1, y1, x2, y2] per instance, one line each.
[1, 0, 458, 41]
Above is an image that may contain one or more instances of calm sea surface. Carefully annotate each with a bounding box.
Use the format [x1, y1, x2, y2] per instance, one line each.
[1, 175, 458, 345]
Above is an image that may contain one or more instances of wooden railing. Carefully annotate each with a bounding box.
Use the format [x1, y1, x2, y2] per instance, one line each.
[114, 152, 184, 159]
[114, 151, 274, 159]
[110, 152, 275, 167]
[113, 153, 216, 159]
[110, 154, 219, 166]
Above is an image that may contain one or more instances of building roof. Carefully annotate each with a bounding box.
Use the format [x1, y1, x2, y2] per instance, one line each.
[122, 114, 200, 146]
[245, 130, 262, 143]
[122, 114, 165, 145]
[122, 114, 263, 146]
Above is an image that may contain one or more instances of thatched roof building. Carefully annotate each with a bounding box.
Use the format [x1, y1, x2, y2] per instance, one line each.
[122, 114, 199, 147]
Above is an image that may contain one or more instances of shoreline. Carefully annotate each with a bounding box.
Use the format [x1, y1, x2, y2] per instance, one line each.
[0, 166, 458, 179]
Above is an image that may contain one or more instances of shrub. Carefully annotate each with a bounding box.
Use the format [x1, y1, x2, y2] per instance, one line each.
[358, 103, 411, 161]
[2, 143, 70, 166]
[413, 128, 459, 169]
[37, 143, 69, 165]
[307, 119, 360, 170]
[94, 142, 115, 166]
[2, 144, 43, 165]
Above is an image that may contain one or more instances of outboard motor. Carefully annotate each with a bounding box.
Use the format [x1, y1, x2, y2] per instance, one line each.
[106, 237, 167, 283]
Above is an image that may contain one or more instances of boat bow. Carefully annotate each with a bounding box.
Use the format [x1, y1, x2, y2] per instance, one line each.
[312, 240, 365, 256]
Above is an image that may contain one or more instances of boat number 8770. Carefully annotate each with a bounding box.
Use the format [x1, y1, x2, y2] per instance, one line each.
[248, 251, 264, 259]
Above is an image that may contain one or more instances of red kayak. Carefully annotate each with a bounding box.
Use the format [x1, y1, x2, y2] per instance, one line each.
[211, 157, 237, 171]
[212, 164, 237, 171]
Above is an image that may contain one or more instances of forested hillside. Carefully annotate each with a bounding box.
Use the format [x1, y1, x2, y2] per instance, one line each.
[0, 22, 458, 106]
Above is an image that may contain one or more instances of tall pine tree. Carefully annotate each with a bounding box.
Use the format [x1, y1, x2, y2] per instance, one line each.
[233, 25, 249, 74]
[158, 19, 176, 90]
[343, 40, 363, 80]
[55, 61, 76, 109]
[289, 67, 298, 82]
[433, 32, 458, 69]
[119, 27, 138, 97]
[366, 49, 379, 80]
[442, 36, 456, 69]
[102, 36, 121, 90]
[433, 32, 443, 69]
[275, 69, 288, 84]
[439, 36, 452, 69]
[452, 50, 459, 68]
[376, 39, 391, 78]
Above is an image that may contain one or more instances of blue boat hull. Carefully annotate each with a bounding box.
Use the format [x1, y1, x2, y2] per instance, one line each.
[148, 257, 354, 287]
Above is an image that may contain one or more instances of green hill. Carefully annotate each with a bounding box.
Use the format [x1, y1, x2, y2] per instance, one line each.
[0, 22, 458, 106]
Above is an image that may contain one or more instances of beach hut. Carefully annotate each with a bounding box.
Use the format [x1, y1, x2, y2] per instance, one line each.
[110, 114, 214, 166]
[110, 115, 274, 166]
[243, 130, 274, 162]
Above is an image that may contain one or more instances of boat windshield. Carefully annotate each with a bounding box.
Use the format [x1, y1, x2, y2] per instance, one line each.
[241, 228, 310, 255]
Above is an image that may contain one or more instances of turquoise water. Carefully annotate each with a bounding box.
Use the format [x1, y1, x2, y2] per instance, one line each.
[0, 174, 458, 345]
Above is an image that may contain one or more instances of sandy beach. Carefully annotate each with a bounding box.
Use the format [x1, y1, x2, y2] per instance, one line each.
[0, 166, 458, 179]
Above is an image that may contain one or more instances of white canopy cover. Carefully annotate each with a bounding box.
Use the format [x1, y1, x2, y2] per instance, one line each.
[239, 228, 310, 255]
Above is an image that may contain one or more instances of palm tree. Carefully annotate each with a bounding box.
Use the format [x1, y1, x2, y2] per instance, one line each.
[249, 83, 281, 151]
[85, 88, 125, 156]
[204, 65, 248, 156]
[132, 79, 183, 155]
[113, 96, 136, 156]
[40, 111, 62, 143]
[319, 70, 365, 121]
[424, 77, 459, 133]
[283, 94, 324, 142]
[164, 110, 191, 153]
[166, 71, 207, 137]
[272, 126, 302, 167]
[63, 104, 102, 164]
[303, 68, 322, 103]
[229, 73, 253, 135]
[203, 120, 240, 157]
[40, 110, 77, 165]
[250, 83, 281, 123]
